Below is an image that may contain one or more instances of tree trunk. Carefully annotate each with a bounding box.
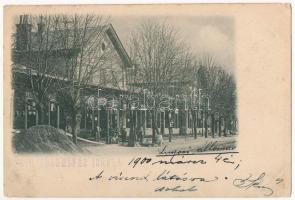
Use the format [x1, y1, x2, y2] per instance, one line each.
[71, 125, 77, 144]
[128, 110, 135, 147]
[192, 110, 197, 139]
[168, 127, 172, 142]
[201, 111, 204, 137]
[205, 112, 208, 138]
[218, 118, 221, 137]
[224, 117, 228, 137]
[151, 110, 159, 145]
[106, 110, 110, 144]
[211, 113, 215, 138]
[37, 103, 47, 125]
[168, 111, 172, 142]
[128, 126, 135, 147]
[184, 110, 188, 136]
[233, 119, 237, 135]
[228, 118, 232, 135]
[70, 113, 81, 145]
[96, 109, 100, 141]
[160, 112, 164, 135]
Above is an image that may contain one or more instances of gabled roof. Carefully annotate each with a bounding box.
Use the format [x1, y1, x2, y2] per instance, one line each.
[103, 24, 132, 69]
[13, 21, 132, 69]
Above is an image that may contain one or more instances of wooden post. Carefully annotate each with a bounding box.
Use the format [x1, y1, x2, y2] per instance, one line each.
[57, 105, 60, 129]
[185, 110, 188, 135]
[191, 110, 194, 136]
[205, 111, 208, 138]
[236, 120, 238, 134]
[25, 97, 27, 130]
[117, 109, 120, 131]
[177, 113, 179, 134]
[152, 110, 156, 145]
[236, 119, 238, 134]
[12, 89, 15, 128]
[150, 110, 153, 130]
[160, 111, 164, 135]
[196, 110, 198, 138]
[224, 117, 228, 137]
[168, 111, 172, 142]
[36, 108, 39, 125]
[91, 109, 94, 131]
[97, 107, 100, 141]
[109, 110, 113, 130]
[193, 110, 196, 139]
[135, 110, 138, 130]
[123, 109, 126, 128]
[180, 110, 183, 135]
[106, 109, 109, 144]
[218, 118, 221, 137]
[143, 110, 146, 137]
[175, 113, 178, 133]
[155, 110, 158, 130]
[84, 106, 87, 129]
[159, 111, 162, 134]
[211, 113, 215, 138]
[48, 103, 51, 125]
[139, 110, 142, 126]
[201, 111, 204, 136]
[221, 117, 224, 136]
[163, 111, 165, 134]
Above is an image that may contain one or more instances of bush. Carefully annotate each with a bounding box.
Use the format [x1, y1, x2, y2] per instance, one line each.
[13, 125, 84, 153]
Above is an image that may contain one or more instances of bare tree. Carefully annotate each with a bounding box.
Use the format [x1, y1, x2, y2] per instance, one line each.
[194, 55, 237, 137]
[13, 15, 72, 126]
[128, 18, 193, 144]
[13, 14, 111, 144]
[54, 14, 111, 144]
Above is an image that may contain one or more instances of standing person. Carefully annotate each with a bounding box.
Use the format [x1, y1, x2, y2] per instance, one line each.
[65, 116, 72, 133]
[169, 120, 174, 142]
[138, 125, 144, 145]
[121, 128, 127, 144]
[156, 133, 163, 146]
[66, 125, 72, 134]
[96, 125, 101, 141]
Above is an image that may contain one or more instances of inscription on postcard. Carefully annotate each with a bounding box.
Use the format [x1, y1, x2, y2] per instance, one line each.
[5, 5, 291, 197]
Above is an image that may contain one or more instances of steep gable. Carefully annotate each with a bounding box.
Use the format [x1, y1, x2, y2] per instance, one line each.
[103, 24, 132, 69]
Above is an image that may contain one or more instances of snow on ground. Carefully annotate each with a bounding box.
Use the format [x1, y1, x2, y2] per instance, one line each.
[82, 135, 237, 156]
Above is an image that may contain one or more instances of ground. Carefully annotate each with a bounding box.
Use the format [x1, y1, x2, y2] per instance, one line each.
[82, 135, 237, 156]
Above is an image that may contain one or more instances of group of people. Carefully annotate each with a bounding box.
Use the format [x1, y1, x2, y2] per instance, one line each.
[93, 125, 144, 145]
[121, 126, 144, 145]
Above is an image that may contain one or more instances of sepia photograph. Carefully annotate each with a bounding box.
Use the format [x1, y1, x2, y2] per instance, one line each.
[11, 14, 237, 155]
[3, 4, 291, 197]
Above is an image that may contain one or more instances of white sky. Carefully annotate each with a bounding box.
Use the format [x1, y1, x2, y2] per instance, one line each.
[111, 16, 235, 73]
[12, 15, 235, 73]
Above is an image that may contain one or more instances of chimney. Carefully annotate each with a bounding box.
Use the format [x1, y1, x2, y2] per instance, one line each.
[15, 15, 32, 51]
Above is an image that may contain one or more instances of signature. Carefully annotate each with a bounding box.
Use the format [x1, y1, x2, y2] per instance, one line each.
[233, 172, 274, 196]
[158, 141, 236, 156]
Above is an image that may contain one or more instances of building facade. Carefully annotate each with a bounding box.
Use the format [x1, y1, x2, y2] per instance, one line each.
[12, 15, 237, 140]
